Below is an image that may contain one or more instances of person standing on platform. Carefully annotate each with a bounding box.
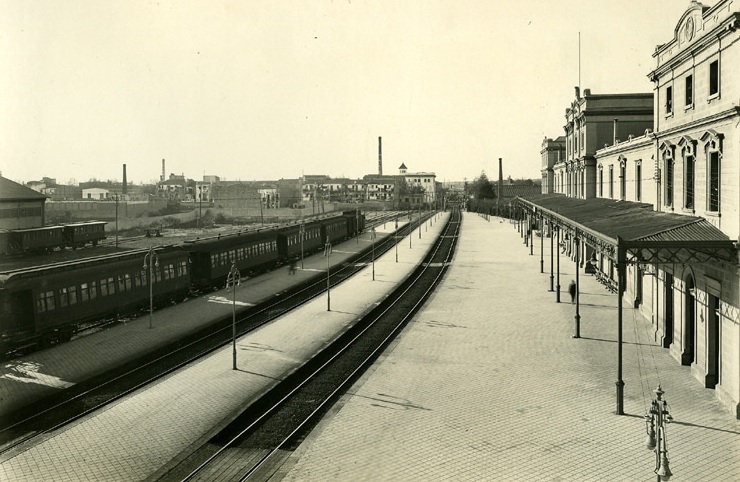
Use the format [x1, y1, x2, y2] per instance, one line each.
[568, 279, 576, 304]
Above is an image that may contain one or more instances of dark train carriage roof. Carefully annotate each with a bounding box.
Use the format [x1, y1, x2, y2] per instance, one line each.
[182, 229, 276, 252]
[64, 221, 108, 228]
[11, 225, 65, 234]
[0, 245, 186, 286]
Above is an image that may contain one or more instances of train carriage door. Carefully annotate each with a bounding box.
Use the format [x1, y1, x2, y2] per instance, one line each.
[4, 290, 35, 334]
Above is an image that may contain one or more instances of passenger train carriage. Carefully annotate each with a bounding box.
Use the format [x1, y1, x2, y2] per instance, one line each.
[0, 211, 365, 354]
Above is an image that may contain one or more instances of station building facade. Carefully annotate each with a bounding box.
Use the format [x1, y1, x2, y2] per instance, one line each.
[541, 0, 740, 416]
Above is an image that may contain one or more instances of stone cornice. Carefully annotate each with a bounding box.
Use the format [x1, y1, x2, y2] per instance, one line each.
[653, 107, 740, 139]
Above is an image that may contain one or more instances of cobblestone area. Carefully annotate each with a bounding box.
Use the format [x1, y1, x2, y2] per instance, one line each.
[279, 213, 740, 482]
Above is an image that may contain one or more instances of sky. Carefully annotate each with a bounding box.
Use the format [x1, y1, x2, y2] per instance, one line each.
[0, 0, 701, 186]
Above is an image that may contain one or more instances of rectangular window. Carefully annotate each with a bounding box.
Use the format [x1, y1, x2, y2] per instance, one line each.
[89, 281, 98, 300]
[636, 163, 642, 202]
[80, 282, 90, 301]
[666, 160, 674, 207]
[100, 277, 115, 296]
[37, 291, 55, 312]
[709, 60, 719, 96]
[685, 75, 693, 107]
[666, 86, 673, 114]
[685, 156, 695, 210]
[118, 275, 127, 292]
[609, 166, 614, 198]
[599, 169, 603, 197]
[709, 152, 720, 211]
[59, 287, 69, 308]
[620, 165, 626, 201]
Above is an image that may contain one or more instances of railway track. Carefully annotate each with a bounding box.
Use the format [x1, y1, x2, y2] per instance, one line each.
[0, 210, 432, 459]
[159, 209, 460, 482]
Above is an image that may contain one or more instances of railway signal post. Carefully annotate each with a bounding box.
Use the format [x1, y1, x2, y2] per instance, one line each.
[143, 246, 159, 329]
[226, 262, 241, 370]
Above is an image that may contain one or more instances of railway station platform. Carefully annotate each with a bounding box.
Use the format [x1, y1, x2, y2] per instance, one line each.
[3, 212, 740, 481]
[277, 213, 740, 481]
[0, 216, 411, 417]
[0, 213, 449, 481]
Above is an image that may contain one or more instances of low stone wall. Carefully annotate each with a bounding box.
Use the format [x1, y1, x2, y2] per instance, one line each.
[46, 199, 168, 221]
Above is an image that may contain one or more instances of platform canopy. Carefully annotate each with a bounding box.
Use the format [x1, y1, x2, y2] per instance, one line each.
[514, 194, 737, 266]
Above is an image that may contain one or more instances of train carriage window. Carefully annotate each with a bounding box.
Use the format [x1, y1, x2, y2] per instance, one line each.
[211, 255, 217, 268]
[80, 282, 91, 301]
[118, 275, 127, 292]
[89, 281, 98, 300]
[68, 286, 78, 305]
[100, 277, 115, 296]
[59, 287, 69, 307]
[124, 273, 132, 290]
[37, 291, 55, 312]
[155, 269, 162, 283]
[178, 261, 188, 276]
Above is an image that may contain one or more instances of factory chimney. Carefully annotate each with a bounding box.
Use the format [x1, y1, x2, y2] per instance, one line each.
[497, 158, 503, 210]
[161, 159, 165, 182]
[122, 164, 128, 195]
[378, 137, 383, 175]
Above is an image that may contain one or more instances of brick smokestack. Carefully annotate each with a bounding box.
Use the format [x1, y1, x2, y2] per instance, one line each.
[122, 164, 127, 195]
[161, 159, 165, 182]
[378, 136, 383, 175]
[497, 158, 503, 209]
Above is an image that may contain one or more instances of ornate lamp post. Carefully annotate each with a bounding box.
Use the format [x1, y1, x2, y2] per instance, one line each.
[645, 385, 673, 481]
[226, 262, 241, 370]
[143, 246, 159, 329]
[299, 220, 305, 269]
[325, 240, 332, 311]
[395, 217, 399, 263]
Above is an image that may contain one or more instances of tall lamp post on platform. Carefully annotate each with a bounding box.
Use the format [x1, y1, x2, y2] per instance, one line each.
[143, 246, 159, 329]
[395, 217, 399, 263]
[299, 221, 305, 269]
[371, 227, 376, 281]
[325, 240, 332, 311]
[573, 231, 581, 339]
[226, 262, 241, 370]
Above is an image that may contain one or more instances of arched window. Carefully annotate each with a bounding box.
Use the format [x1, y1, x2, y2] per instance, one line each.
[701, 130, 723, 213]
[659, 141, 675, 208]
[678, 136, 697, 211]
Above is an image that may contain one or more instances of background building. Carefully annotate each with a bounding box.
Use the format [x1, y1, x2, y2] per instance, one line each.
[0, 176, 47, 230]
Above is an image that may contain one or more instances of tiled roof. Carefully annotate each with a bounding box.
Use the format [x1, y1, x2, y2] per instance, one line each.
[0, 176, 48, 201]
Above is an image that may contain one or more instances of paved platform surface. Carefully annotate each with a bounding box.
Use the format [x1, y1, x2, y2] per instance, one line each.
[277, 213, 740, 482]
[0, 213, 448, 481]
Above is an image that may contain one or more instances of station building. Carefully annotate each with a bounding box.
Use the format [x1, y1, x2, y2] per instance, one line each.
[0, 176, 47, 230]
[530, 0, 740, 416]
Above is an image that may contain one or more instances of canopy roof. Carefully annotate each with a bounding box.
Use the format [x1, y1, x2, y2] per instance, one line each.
[515, 194, 736, 265]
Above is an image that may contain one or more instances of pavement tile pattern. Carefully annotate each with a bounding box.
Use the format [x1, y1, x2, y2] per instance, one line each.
[279, 213, 740, 482]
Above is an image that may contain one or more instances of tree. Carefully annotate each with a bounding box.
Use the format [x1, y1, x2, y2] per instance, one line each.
[470, 171, 496, 200]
